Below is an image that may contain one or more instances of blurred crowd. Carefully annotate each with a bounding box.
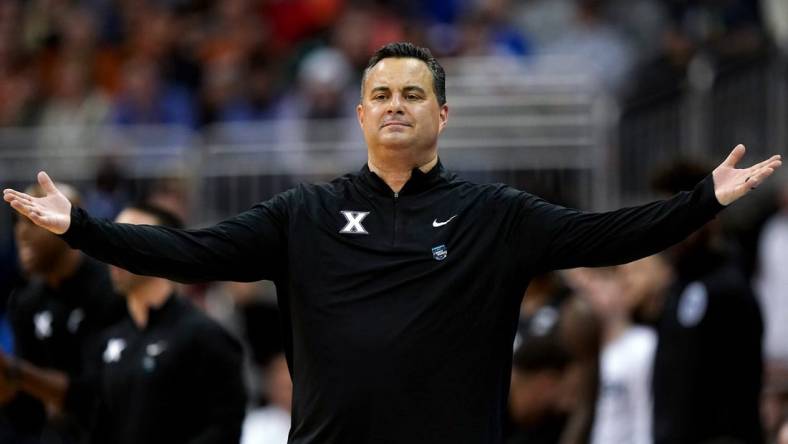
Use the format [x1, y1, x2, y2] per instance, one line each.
[0, 0, 780, 133]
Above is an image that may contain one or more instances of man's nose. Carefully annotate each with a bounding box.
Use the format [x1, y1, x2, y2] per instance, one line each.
[387, 94, 404, 113]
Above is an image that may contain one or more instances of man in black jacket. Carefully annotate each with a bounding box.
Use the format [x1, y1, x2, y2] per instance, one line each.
[3, 42, 782, 444]
[0, 203, 246, 444]
[1, 183, 121, 444]
[651, 164, 764, 444]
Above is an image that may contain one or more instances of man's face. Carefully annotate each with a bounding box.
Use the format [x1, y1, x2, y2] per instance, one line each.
[357, 57, 448, 156]
[109, 209, 158, 295]
[14, 217, 70, 275]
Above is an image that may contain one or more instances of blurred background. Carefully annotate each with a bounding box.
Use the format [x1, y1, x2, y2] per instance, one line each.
[1, 0, 788, 443]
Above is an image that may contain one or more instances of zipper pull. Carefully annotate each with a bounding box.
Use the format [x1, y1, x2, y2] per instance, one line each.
[394, 192, 399, 199]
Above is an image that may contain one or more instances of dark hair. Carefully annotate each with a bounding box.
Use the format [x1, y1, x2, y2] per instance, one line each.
[125, 202, 184, 229]
[363, 42, 446, 106]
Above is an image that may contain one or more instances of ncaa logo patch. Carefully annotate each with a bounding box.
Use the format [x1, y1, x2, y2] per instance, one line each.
[432, 244, 448, 261]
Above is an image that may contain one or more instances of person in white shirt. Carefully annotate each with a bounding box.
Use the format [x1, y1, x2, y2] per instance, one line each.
[242, 353, 291, 444]
[570, 256, 671, 444]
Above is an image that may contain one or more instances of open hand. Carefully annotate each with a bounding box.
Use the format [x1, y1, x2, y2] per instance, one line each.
[713, 144, 782, 206]
[3, 172, 72, 234]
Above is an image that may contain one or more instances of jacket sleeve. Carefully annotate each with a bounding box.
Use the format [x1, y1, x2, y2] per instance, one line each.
[60, 190, 293, 283]
[514, 175, 726, 271]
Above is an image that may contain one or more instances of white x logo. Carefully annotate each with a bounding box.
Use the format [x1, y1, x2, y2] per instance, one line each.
[34, 311, 52, 340]
[103, 338, 126, 363]
[340, 211, 370, 234]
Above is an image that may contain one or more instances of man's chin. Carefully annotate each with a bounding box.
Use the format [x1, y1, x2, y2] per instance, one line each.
[378, 135, 414, 150]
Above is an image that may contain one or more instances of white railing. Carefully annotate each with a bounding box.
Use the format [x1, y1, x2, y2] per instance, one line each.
[0, 55, 622, 229]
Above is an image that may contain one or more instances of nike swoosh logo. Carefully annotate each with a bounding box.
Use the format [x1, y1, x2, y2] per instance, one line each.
[432, 215, 458, 227]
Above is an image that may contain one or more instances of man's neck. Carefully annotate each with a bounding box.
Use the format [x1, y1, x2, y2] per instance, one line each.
[368, 155, 438, 193]
[127, 279, 173, 328]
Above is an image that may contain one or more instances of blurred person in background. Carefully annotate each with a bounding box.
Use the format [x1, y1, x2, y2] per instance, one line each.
[246, 54, 283, 120]
[625, 0, 765, 104]
[574, 258, 667, 444]
[533, 0, 636, 97]
[36, 58, 110, 150]
[242, 352, 292, 444]
[453, 0, 531, 57]
[279, 46, 356, 121]
[142, 176, 194, 224]
[199, 53, 257, 125]
[198, 0, 271, 125]
[662, 0, 765, 63]
[508, 337, 573, 444]
[762, 0, 788, 54]
[261, 0, 344, 54]
[511, 0, 574, 48]
[3, 42, 782, 444]
[331, 5, 404, 73]
[1, 202, 246, 444]
[0, 210, 22, 356]
[757, 171, 788, 441]
[0, 183, 122, 444]
[25, 4, 121, 115]
[34, 7, 110, 97]
[555, 291, 602, 444]
[779, 419, 788, 444]
[602, 0, 668, 66]
[509, 272, 601, 444]
[82, 159, 130, 221]
[202, 280, 284, 406]
[111, 56, 195, 128]
[514, 274, 570, 354]
[277, 46, 361, 168]
[0, 1, 40, 127]
[35, 7, 106, 96]
[765, 382, 788, 444]
[650, 161, 764, 444]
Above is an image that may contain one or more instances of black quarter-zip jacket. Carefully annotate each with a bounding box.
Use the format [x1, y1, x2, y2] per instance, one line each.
[66, 295, 246, 444]
[5, 257, 123, 436]
[61, 160, 725, 444]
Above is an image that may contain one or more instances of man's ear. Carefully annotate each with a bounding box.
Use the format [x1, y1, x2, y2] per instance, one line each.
[357, 103, 364, 130]
[438, 104, 449, 133]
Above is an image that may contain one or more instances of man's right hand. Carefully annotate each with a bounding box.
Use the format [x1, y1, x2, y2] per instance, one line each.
[3, 172, 72, 235]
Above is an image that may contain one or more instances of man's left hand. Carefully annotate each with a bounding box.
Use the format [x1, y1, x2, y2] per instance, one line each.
[713, 144, 782, 206]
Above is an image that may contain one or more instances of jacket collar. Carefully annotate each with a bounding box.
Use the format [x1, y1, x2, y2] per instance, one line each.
[127, 292, 179, 331]
[359, 158, 449, 196]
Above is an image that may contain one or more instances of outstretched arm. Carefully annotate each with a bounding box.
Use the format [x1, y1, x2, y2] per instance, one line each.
[4, 173, 290, 283]
[518, 145, 781, 271]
